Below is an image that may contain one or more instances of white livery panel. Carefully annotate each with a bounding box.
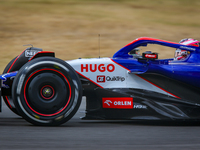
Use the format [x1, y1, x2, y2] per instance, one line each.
[67, 58, 176, 97]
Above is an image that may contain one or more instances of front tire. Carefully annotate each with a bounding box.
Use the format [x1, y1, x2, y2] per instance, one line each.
[12, 57, 82, 126]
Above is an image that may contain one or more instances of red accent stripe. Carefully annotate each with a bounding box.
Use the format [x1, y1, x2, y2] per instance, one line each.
[136, 74, 181, 99]
[7, 49, 26, 73]
[40, 85, 55, 100]
[75, 71, 103, 88]
[110, 59, 130, 72]
[111, 58, 180, 99]
[7, 57, 18, 73]
[125, 37, 178, 47]
[5, 96, 12, 108]
[24, 68, 72, 117]
[6, 49, 26, 108]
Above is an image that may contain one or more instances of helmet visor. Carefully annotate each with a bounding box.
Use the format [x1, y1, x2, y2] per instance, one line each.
[174, 49, 181, 58]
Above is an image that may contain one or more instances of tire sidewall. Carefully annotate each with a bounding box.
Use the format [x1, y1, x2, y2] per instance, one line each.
[12, 57, 82, 126]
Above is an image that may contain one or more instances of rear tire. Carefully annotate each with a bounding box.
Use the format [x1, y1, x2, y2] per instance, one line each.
[12, 57, 82, 126]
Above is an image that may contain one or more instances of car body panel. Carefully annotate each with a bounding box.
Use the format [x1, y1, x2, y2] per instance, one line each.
[1, 37, 200, 122]
[67, 37, 200, 121]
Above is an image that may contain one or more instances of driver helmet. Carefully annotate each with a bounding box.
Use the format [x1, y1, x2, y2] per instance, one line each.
[174, 38, 199, 61]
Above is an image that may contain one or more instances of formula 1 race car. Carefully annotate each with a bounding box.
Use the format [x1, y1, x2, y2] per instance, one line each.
[1, 37, 200, 126]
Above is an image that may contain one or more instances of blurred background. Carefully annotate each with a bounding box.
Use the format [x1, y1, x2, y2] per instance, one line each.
[0, 0, 200, 70]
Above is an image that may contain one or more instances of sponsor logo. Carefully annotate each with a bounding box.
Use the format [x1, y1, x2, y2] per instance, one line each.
[25, 50, 40, 57]
[97, 75, 105, 82]
[97, 76, 125, 82]
[106, 76, 125, 82]
[145, 54, 157, 59]
[133, 105, 147, 109]
[102, 97, 133, 109]
[179, 46, 196, 51]
[104, 100, 112, 106]
[81, 64, 115, 72]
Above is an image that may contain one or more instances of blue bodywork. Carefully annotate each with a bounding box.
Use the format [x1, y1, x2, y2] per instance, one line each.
[112, 37, 200, 89]
[0, 72, 18, 88]
[0, 72, 18, 80]
[1, 37, 200, 89]
[113, 37, 200, 58]
[1, 37, 200, 90]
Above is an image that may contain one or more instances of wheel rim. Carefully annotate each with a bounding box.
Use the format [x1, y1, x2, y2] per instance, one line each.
[40, 85, 55, 100]
[23, 68, 72, 117]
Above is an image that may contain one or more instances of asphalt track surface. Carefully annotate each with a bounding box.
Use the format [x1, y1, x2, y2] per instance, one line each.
[0, 97, 200, 150]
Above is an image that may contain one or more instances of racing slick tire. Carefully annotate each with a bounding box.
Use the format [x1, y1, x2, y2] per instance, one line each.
[12, 57, 82, 126]
[2, 57, 20, 116]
